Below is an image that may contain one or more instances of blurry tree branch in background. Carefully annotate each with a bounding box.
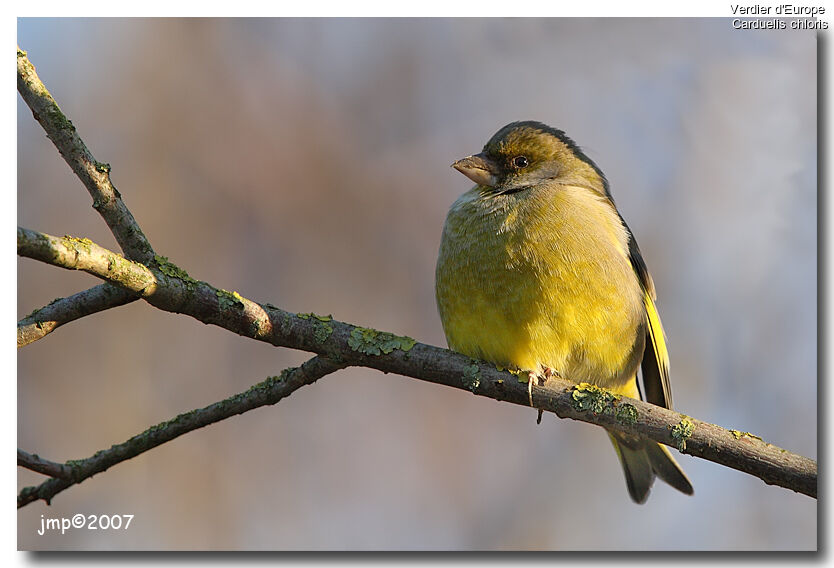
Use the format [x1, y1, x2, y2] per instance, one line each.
[16, 48, 817, 508]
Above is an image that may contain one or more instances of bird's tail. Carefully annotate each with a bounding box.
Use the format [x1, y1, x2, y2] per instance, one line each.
[608, 431, 694, 504]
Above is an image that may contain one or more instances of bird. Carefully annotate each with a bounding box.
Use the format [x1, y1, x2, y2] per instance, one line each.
[435, 121, 693, 503]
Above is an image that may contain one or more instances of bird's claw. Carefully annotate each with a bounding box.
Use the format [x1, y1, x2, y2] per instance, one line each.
[530, 367, 556, 424]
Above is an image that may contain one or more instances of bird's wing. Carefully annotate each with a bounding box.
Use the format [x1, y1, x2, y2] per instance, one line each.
[626, 229, 673, 410]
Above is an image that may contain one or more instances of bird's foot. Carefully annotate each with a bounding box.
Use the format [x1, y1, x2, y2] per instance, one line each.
[530, 367, 556, 425]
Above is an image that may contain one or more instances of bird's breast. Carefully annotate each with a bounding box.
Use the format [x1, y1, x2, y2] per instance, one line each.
[435, 184, 645, 387]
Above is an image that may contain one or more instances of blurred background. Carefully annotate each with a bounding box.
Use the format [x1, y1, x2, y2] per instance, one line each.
[17, 18, 816, 550]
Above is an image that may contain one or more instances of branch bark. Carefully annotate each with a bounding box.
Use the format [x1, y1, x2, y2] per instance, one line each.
[16, 48, 154, 264]
[17, 283, 138, 347]
[18, 449, 72, 480]
[18, 356, 345, 508]
[17, 45, 153, 346]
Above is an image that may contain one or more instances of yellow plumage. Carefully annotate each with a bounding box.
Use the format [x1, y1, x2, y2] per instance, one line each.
[435, 121, 692, 503]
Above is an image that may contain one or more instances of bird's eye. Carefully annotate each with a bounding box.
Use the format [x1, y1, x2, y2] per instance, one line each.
[513, 156, 529, 168]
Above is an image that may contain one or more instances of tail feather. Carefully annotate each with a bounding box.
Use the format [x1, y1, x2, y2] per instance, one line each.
[610, 434, 654, 504]
[609, 432, 693, 504]
[646, 441, 694, 496]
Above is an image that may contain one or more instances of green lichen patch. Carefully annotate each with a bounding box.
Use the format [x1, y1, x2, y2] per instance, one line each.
[296, 313, 334, 343]
[296, 312, 332, 322]
[615, 403, 639, 425]
[314, 322, 333, 343]
[107, 254, 140, 279]
[219, 368, 296, 408]
[94, 161, 111, 174]
[347, 326, 416, 356]
[729, 429, 762, 441]
[241, 368, 293, 398]
[216, 288, 245, 311]
[153, 255, 197, 286]
[47, 104, 75, 133]
[569, 383, 639, 424]
[507, 368, 528, 383]
[64, 236, 94, 253]
[571, 382, 620, 415]
[462, 362, 481, 392]
[671, 418, 695, 452]
[154, 255, 199, 296]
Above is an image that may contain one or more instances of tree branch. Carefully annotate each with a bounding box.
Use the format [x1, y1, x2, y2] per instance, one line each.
[18, 355, 345, 508]
[17, 283, 138, 347]
[17, 226, 817, 499]
[17, 227, 159, 293]
[18, 449, 72, 480]
[16, 48, 154, 263]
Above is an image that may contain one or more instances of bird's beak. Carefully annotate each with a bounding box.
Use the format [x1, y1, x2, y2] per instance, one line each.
[452, 153, 499, 187]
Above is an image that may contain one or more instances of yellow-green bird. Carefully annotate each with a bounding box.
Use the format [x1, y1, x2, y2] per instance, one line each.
[435, 121, 693, 503]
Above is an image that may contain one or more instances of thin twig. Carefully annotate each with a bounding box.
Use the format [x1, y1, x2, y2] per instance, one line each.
[16, 226, 818, 499]
[18, 356, 346, 508]
[17, 283, 138, 347]
[16, 48, 154, 263]
[18, 449, 72, 480]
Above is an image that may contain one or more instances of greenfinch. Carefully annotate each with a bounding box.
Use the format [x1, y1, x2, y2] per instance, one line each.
[435, 121, 693, 503]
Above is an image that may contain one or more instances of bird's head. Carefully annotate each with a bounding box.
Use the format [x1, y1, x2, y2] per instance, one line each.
[452, 121, 610, 197]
